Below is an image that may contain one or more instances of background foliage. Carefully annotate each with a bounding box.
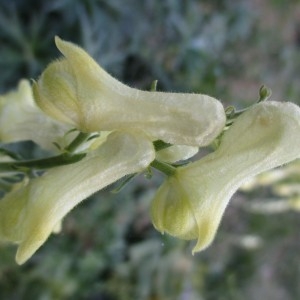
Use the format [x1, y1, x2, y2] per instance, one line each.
[0, 0, 300, 299]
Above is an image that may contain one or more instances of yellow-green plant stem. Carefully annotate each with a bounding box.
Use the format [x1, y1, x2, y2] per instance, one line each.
[0, 153, 86, 172]
[151, 159, 176, 176]
[65, 132, 91, 153]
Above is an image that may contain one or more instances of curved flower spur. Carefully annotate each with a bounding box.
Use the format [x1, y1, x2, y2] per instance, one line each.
[33, 37, 226, 147]
[151, 101, 300, 253]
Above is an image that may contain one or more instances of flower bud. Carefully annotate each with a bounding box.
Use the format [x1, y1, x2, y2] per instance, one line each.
[151, 101, 300, 253]
[33, 37, 226, 147]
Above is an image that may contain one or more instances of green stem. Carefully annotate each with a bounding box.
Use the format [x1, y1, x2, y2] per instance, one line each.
[0, 153, 86, 172]
[65, 132, 91, 153]
[0, 131, 91, 175]
[225, 108, 247, 126]
[151, 159, 176, 176]
[150, 80, 158, 91]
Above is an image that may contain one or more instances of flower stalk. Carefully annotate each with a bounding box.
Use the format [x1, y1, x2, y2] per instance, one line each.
[150, 159, 177, 176]
[0, 152, 86, 172]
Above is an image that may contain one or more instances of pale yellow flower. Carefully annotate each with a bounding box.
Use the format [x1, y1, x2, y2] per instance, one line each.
[33, 37, 226, 147]
[0, 131, 155, 264]
[0, 80, 72, 151]
[156, 145, 199, 163]
[151, 101, 300, 253]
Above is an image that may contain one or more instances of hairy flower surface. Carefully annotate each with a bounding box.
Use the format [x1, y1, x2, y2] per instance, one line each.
[33, 37, 226, 147]
[151, 101, 300, 253]
[0, 80, 71, 151]
[0, 131, 155, 264]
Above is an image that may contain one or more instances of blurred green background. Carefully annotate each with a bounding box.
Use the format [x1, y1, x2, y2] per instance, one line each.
[1, 0, 300, 299]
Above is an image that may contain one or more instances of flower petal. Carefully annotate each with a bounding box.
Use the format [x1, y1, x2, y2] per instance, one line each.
[0, 80, 72, 151]
[156, 145, 199, 163]
[0, 131, 155, 264]
[33, 37, 226, 146]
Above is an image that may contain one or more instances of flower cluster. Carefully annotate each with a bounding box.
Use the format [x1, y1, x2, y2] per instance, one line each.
[0, 37, 300, 264]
